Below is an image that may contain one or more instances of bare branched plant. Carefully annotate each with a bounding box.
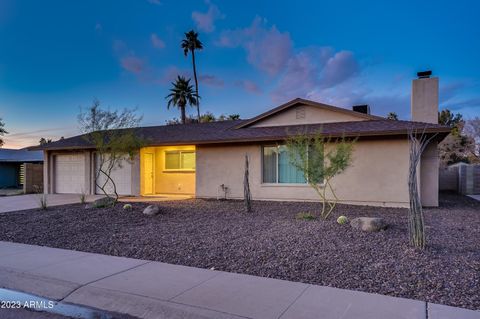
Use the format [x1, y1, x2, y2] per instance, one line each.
[286, 130, 356, 219]
[79, 190, 87, 205]
[33, 185, 48, 210]
[244, 153, 252, 212]
[408, 128, 438, 249]
[78, 99, 144, 205]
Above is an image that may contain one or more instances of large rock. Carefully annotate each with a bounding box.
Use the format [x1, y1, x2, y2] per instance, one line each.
[143, 205, 161, 216]
[93, 197, 116, 208]
[350, 217, 388, 232]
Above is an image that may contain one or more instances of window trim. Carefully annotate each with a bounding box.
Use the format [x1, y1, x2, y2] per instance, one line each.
[164, 150, 196, 172]
[261, 144, 308, 185]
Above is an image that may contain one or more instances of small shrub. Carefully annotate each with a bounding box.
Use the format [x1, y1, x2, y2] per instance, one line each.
[123, 204, 132, 210]
[38, 194, 48, 210]
[93, 197, 116, 208]
[296, 212, 316, 221]
[337, 215, 348, 225]
[80, 193, 86, 205]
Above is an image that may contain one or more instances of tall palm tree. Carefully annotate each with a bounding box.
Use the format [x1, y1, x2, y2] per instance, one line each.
[181, 30, 203, 120]
[0, 117, 7, 148]
[166, 76, 198, 124]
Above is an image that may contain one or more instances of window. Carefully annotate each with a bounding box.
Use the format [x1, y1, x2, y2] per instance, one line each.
[165, 151, 195, 170]
[262, 145, 306, 184]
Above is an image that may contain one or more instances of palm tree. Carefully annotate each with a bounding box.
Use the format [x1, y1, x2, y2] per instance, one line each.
[166, 76, 198, 124]
[387, 112, 399, 120]
[181, 30, 203, 120]
[0, 117, 7, 147]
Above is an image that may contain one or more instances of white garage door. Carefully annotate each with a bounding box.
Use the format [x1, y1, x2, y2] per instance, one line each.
[95, 154, 132, 196]
[55, 154, 86, 194]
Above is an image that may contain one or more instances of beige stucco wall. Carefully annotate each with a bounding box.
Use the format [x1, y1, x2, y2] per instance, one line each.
[196, 139, 411, 207]
[420, 142, 439, 206]
[140, 146, 195, 195]
[250, 104, 368, 128]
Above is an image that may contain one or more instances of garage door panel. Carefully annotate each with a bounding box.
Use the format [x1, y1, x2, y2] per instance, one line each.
[55, 154, 85, 194]
[95, 155, 132, 196]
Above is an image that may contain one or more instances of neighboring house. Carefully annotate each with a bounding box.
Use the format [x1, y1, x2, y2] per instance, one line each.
[36, 74, 450, 207]
[0, 148, 43, 191]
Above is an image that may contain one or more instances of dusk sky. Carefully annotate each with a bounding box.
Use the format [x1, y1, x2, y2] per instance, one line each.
[0, 0, 479, 148]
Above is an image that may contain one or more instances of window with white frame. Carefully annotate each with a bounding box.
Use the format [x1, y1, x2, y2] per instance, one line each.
[262, 145, 307, 184]
[165, 150, 195, 170]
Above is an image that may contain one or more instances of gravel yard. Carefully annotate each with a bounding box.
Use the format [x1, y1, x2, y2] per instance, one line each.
[0, 193, 479, 310]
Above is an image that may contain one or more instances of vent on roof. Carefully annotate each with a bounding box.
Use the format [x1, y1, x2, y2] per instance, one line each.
[352, 105, 370, 115]
[295, 106, 306, 119]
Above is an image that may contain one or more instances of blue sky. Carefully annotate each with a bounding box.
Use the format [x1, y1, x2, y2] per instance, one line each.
[0, 0, 479, 148]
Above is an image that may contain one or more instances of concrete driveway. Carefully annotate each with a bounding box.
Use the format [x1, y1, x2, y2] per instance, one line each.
[469, 195, 480, 202]
[0, 194, 103, 214]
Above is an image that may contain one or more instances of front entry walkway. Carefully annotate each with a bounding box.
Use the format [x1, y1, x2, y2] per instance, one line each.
[0, 194, 104, 214]
[468, 195, 480, 202]
[0, 242, 478, 319]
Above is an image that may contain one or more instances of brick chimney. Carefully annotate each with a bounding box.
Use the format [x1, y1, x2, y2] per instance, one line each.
[411, 70, 438, 123]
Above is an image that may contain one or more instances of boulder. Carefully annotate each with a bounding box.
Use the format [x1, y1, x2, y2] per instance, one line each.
[350, 217, 388, 232]
[93, 197, 116, 208]
[143, 205, 161, 216]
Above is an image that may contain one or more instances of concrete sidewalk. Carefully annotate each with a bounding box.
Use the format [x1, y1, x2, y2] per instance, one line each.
[0, 242, 478, 319]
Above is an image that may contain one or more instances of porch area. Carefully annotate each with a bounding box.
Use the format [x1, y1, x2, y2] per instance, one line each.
[139, 146, 196, 197]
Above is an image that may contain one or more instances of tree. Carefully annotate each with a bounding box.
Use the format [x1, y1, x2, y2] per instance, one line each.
[0, 117, 7, 147]
[227, 114, 240, 120]
[199, 112, 216, 123]
[438, 109, 463, 135]
[407, 129, 437, 249]
[166, 112, 240, 125]
[39, 137, 52, 145]
[387, 112, 398, 120]
[218, 113, 240, 121]
[78, 99, 143, 203]
[464, 117, 480, 162]
[181, 30, 203, 120]
[437, 109, 475, 165]
[166, 76, 199, 124]
[286, 131, 355, 219]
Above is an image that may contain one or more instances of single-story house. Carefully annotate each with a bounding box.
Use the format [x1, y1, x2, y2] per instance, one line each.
[0, 148, 43, 191]
[36, 74, 450, 207]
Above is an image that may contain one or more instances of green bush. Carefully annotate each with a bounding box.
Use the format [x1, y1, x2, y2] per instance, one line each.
[337, 215, 348, 225]
[123, 204, 133, 210]
[296, 212, 316, 221]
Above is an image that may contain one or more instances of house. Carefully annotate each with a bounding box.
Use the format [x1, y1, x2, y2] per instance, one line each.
[36, 73, 450, 207]
[0, 148, 43, 192]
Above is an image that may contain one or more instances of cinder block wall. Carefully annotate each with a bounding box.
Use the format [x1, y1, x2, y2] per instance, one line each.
[23, 163, 44, 194]
[459, 164, 480, 195]
[439, 166, 459, 191]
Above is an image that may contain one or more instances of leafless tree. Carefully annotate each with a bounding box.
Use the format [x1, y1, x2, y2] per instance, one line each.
[464, 117, 480, 162]
[408, 128, 438, 249]
[244, 153, 252, 212]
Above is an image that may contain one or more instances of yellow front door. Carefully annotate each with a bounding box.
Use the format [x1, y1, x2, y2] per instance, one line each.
[144, 153, 154, 194]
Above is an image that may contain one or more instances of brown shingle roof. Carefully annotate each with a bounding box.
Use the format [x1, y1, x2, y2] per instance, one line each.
[34, 119, 450, 151]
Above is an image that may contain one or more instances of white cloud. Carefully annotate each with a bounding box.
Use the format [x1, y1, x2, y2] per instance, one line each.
[192, 0, 224, 33]
[151, 33, 165, 49]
